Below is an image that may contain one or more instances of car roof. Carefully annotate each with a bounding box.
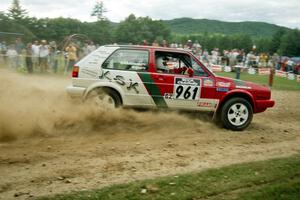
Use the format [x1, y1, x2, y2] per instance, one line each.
[104, 45, 192, 54]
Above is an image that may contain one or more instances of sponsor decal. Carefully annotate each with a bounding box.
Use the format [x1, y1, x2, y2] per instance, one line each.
[174, 77, 201, 100]
[164, 93, 174, 100]
[258, 68, 270, 75]
[216, 81, 231, 87]
[100, 70, 139, 94]
[197, 102, 214, 108]
[203, 78, 214, 87]
[236, 85, 252, 89]
[216, 87, 229, 92]
[197, 99, 219, 109]
[175, 77, 200, 86]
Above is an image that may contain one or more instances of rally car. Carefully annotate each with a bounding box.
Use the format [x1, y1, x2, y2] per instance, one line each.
[66, 45, 275, 131]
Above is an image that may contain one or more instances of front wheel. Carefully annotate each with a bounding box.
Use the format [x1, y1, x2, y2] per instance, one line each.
[220, 97, 253, 131]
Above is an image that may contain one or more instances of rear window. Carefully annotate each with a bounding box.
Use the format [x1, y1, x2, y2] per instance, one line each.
[102, 49, 149, 71]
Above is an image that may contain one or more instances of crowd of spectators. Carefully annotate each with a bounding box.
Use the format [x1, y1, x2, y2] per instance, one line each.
[0, 38, 299, 75]
[0, 38, 99, 74]
[142, 39, 300, 74]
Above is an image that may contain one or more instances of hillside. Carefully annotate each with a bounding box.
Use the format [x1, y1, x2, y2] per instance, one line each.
[163, 18, 290, 38]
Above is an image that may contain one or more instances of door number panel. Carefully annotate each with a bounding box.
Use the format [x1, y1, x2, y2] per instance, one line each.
[173, 77, 201, 100]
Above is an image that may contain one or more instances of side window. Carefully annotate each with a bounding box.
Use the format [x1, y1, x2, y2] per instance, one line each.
[191, 57, 208, 76]
[155, 51, 189, 74]
[102, 49, 149, 71]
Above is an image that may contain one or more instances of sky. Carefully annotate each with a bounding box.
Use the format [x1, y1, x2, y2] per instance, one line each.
[0, 0, 299, 28]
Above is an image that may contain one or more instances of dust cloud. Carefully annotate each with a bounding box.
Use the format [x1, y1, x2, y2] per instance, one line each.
[0, 69, 213, 142]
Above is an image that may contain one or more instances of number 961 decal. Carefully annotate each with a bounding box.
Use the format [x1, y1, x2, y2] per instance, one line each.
[173, 77, 201, 100]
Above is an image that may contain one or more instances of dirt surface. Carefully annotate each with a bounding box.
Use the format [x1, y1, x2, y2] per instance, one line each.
[0, 69, 300, 200]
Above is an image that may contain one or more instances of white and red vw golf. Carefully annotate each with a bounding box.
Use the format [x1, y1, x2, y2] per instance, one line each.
[66, 45, 275, 131]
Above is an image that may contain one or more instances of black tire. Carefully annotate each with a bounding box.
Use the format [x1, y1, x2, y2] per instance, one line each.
[220, 97, 253, 131]
[86, 88, 122, 108]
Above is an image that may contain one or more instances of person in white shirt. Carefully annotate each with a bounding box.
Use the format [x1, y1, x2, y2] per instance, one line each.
[31, 40, 40, 70]
[6, 44, 18, 69]
[39, 40, 49, 73]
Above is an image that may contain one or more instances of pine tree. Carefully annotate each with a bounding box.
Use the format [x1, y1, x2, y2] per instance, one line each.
[7, 0, 28, 21]
[91, 1, 107, 21]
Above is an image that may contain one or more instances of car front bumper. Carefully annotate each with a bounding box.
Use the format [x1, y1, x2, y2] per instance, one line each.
[255, 99, 275, 113]
[66, 85, 86, 98]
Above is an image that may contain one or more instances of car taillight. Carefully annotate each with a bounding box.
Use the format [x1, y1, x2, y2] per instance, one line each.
[72, 66, 79, 78]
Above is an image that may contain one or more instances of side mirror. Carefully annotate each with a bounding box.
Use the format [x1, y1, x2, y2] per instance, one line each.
[187, 68, 194, 77]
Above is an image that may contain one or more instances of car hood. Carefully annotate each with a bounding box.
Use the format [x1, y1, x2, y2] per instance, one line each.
[215, 76, 270, 92]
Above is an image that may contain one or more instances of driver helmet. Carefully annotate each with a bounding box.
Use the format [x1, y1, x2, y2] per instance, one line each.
[156, 56, 169, 72]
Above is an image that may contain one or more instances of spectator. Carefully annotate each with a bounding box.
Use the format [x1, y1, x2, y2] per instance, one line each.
[186, 40, 193, 49]
[87, 41, 96, 53]
[152, 40, 159, 47]
[65, 43, 77, 72]
[170, 42, 178, 48]
[0, 41, 7, 64]
[270, 53, 279, 70]
[15, 37, 24, 68]
[25, 43, 33, 73]
[161, 40, 168, 47]
[49, 41, 58, 73]
[202, 49, 209, 64]
[286, 59, 295, 72]
[228, 50, 237, 67]
[222, 50, 230, 66]
[82, 42, 89, 56]
[6, 44, 18, 69]
[211, 48, 219, 65]
[31, 40, 40, 71]
[39, 40, 49, 73]
[142, 39, 148, 46]
[236, 50, 244, 65]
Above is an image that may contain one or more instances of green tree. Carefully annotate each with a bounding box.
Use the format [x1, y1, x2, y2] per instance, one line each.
[115, 14, 170, 44]
[270, 28, 286, 53]
[7, 0, 28, 21]
[278, 29, 300, 57]
[91, 1, 107, 21]
[33, 17, 83, 41]
[0, 11, 35, 41]
[82, 20, 114, 45]
[254, 38, 272, 53]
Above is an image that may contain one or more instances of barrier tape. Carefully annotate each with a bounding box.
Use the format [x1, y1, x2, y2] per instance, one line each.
[211, 65, 299, 83]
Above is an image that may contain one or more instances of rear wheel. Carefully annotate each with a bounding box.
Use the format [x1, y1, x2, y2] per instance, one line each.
[221, 97, 253, 131]
[86, 88, 121, 109]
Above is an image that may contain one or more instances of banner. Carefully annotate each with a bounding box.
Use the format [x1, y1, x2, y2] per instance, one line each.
[287, 73, 295, 80]
[224, 66, 232, 72]
[275, 70, 287, 78]
[258, 68, 270, 75]
[211, 65, 223, 72]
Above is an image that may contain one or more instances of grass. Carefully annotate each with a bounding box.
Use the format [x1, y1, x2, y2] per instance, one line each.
[216, 71, 300, 90]
[38, 154, 300, 200]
